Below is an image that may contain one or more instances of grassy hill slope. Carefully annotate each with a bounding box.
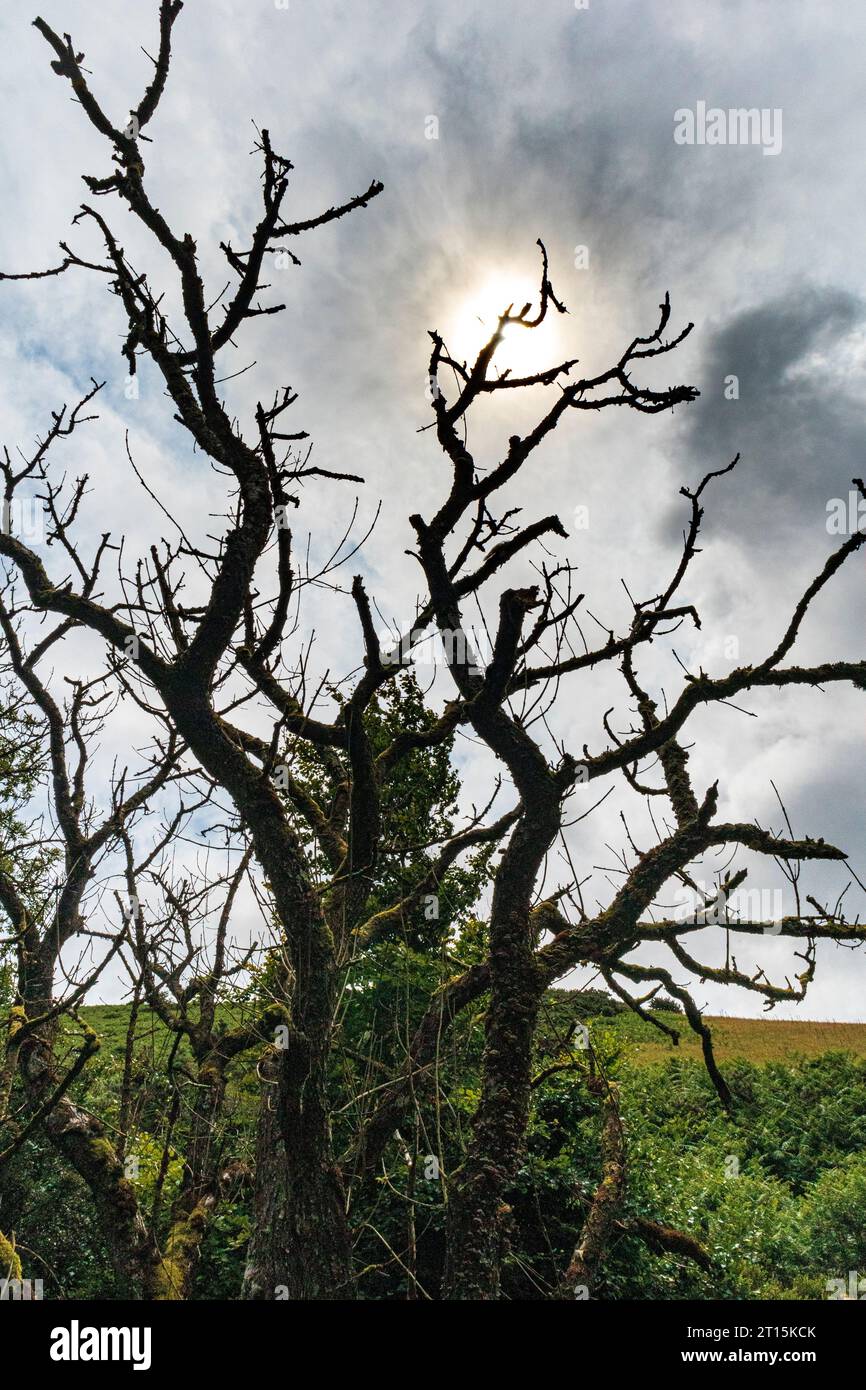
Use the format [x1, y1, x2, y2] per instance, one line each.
[78, 999, 866, 1069]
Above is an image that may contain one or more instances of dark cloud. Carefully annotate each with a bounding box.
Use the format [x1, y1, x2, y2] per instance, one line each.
[673, 285, 865, 546]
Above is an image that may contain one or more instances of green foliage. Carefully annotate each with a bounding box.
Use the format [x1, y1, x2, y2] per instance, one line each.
[286, 670, 494, 949]
[0, 1128, 125, 1299]
[8, 983, 866, 1299]
[194, 1202, 252, 1301]
[0, 697, 58, 1004]
[572, 1051, 866, 1301]
[649, 995, 684, 1014]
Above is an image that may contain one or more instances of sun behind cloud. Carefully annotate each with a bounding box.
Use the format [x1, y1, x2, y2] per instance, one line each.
[444, 270, 568, 380]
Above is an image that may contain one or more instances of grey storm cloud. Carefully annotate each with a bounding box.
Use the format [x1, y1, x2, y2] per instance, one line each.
[674, 286, 865, 546]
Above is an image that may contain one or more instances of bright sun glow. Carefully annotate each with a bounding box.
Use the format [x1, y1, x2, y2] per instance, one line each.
[445, 271, 565, 380]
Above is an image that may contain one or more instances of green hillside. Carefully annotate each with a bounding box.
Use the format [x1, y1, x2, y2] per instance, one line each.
[78, 997, 866, 1070]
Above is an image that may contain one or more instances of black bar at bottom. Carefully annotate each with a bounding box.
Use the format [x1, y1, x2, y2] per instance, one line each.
[1, 1296, 856, 1377]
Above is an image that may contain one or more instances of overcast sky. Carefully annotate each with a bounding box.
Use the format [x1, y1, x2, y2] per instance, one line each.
[1, 0, 864, 1018]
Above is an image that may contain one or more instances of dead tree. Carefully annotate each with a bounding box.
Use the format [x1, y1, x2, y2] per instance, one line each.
[0, 625, 179, 1295]
[1, 3, 864, 1299]
[117, 833, 285, 1298]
